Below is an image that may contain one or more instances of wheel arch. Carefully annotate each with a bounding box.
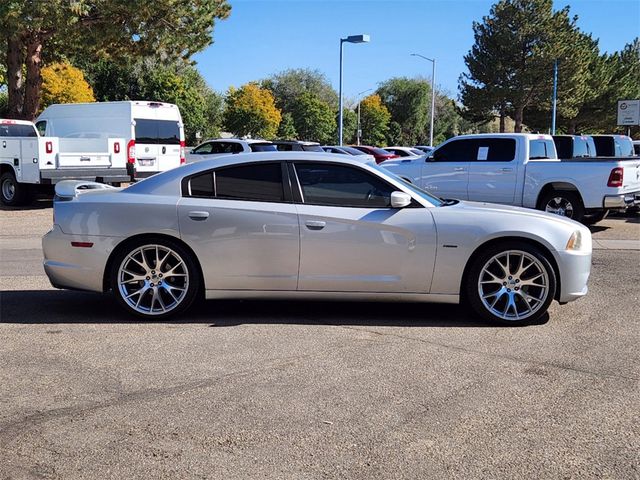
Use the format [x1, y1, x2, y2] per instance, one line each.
[0, 164, 17, 177]
[459, 236, 561, 302]
[102, 233, 205, 297]
[536, 182, 583, 210]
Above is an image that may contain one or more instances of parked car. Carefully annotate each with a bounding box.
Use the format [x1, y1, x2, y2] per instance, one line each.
[382, 133, 640, 224]
[186, 138, 276, 163]
[36, 101, 185, 180]
[1, 119, 127, 206]
[384, 146, 425, 158]
[552, 135, 598, 159]
[591, 135, 636, 157]
[415, 145, 435, 155]
[322, 145, 376, 162]
[44, 152, 592, 325]
[350, 145, 398, 163]
[272, 140, 324, 152]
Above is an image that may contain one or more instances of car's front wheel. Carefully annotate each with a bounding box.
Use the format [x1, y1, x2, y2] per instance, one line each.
[111, 239, 200, 319]
[466, 242, 557, 325]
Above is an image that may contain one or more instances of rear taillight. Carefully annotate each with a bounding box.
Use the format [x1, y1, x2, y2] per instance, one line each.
[127, 139, 136, 164]
[45, 141, 53, 154]
[114, 142, 120, 154]
[607, 167, 624, 187]
[180, 140, 186, 164]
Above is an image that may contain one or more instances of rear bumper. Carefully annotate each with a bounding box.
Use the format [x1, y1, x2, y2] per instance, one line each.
[553, 249, 591, 303]
[42, 225, 119, 293]
[41, 168, 129, 184]
[603, 191, 640, 209]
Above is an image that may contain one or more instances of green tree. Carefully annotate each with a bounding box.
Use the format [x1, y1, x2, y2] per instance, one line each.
[289, 92, 336, 143]
[376, 77, 431, 145]
[262, 68, 338, 113]
[359, 94, 390, 146]
[40, 62, 95, 111]
[0, 0, 231, 120]
[82, 58, 223, 144]
[223, 83, 281, 139]
[277, 112, 298, 140]
[337, 108, 358, 145]
[459, 0, 580, 132]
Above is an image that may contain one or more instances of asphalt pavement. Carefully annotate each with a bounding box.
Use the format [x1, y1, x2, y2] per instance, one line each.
[0, 203, 639, 479]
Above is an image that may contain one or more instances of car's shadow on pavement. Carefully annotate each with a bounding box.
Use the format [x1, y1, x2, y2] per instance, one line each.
[0, 289, 539, 328]
[0, 197, 53, 211]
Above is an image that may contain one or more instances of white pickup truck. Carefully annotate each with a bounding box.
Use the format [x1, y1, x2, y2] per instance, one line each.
[0, 119, 128, 206]
[382, 133, 640, 224]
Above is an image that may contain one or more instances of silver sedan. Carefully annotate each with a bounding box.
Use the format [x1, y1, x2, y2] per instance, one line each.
[43, 152, 592, 325]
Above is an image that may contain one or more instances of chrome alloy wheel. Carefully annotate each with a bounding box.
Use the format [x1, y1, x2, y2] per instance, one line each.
[117, 244, 189, 315]
[2, 177, 15, 201]
[477, 250, 549, 322]
[545, 197, 573, 217]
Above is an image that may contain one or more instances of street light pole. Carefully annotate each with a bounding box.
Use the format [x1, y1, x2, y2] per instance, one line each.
[339, 34, 370, 146]
[356, 88, 373, 146]
[411, 53, 436, 147]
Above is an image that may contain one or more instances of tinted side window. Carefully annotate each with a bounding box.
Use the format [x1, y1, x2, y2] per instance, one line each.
[275, 143, 293, 151]
[295, 163, 393, 208]
[216, 163, 284, 202]
[473, 138, 516, 161]
[193, 142, 213, 154]
[189, 172, 214, 197]
[432, 139, 476, 162]
[250, 143, 277, 152]
[36, 121, 47, 137]
[302, 144, 324, 152]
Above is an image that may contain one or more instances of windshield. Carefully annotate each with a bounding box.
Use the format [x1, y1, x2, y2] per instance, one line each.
[372, 164, 444, 207]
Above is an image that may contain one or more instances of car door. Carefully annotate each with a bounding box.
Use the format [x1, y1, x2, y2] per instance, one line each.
[420, 138, 471, 200]
[467, 137, 519, 204]
[292, 162, 437, 293]
[178, 162, 300, 291]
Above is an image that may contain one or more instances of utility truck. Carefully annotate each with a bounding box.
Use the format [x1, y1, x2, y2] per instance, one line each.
[0, 119, 127, 206]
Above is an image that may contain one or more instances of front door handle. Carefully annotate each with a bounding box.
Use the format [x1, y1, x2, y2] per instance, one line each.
[500, 168, 513, 172]
[188, 211, 209, 221]
[305, 220, 326, 230]
[453, 167, 466, 172]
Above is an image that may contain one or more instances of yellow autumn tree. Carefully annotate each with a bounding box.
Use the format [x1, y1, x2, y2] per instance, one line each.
[223, 83, 281, 139]
[360, 94, 391, 145]
[40, 62, 95, 111]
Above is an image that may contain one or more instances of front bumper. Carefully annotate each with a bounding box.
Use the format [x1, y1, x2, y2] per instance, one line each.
[553, 249, 591, 303]
[43, 225, 120, 293]
[603, 191, 640, 209]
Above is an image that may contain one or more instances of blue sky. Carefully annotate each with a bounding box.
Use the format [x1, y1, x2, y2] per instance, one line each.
[193, 0, 640, 103]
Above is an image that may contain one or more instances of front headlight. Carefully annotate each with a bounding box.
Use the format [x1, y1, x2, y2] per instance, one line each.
[565, 230, 583, 251]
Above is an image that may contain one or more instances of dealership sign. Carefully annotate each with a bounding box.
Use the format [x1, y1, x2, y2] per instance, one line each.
[617, 99, 640, 126]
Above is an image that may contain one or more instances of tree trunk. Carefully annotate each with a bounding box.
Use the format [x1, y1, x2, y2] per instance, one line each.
[22, 37, 44, 121]
[499, 111, 506, 133]
[6, 37, 25, 119]
[568, 119, 577, 135]
[514, 106, 524, 133]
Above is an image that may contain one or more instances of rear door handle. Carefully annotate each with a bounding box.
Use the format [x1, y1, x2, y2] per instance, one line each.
[500, 168, 513, 172]
[188, 211, 209, 221]
[305, 220, 326, 230]
[453, 167, 466, 172]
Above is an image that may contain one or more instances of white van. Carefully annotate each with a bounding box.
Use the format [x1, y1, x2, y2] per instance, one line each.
[36, 101, 186, 179]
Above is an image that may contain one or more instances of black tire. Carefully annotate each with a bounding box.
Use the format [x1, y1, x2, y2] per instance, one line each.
[465, 241, 557, 326]
[582, 209, 609, 225]
[110, 238, 200, 319]
[538, 190, 585, 223]
[0, 171, 29, 206]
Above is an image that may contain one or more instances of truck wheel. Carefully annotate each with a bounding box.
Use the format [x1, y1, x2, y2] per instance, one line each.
[465, 241, 556, 326]
[539, 190, 585, 223]
[582, 210, 609, 225]
[0, 172, 28, 206]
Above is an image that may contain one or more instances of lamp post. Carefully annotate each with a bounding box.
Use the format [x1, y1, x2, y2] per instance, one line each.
[356, 88, 373, 146]
[410, 53, 436, 147]
[339, 34, 370, 146]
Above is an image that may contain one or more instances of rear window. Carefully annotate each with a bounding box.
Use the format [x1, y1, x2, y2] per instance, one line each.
[552, 136, 572, 159]
[573, 137, 590, 157]
[134, 119, 180, 145]
[529, 139, 556, 160]
[0, 123, 38, 137]
[592, 137, 614, 156]
[249, 143, 277, 152]
[615, 136, 635, 156]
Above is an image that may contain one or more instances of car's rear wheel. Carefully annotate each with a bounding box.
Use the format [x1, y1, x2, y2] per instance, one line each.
[466, 242, 556, 325]
[111, 239, 199, 319]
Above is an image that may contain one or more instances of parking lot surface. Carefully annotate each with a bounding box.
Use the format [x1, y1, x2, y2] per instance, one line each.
[1, 202, 639, 479]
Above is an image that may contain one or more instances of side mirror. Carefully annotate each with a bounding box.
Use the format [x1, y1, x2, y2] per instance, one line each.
[390, 191, 412, 208]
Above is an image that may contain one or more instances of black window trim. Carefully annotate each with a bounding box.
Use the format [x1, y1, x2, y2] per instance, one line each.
[181, 160, 293, 204]
[287, 160, 422, 209]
